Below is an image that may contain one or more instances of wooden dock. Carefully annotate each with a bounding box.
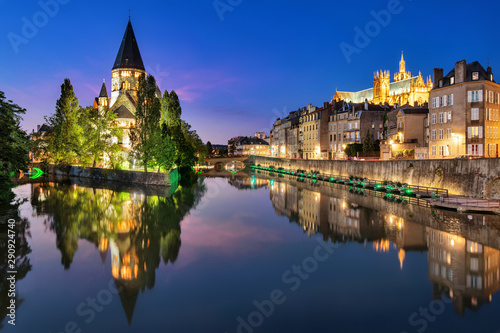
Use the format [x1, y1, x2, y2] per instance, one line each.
[430, 195, 500, 214]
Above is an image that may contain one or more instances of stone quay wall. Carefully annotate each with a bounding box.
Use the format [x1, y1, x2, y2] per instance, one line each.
[246, 156, 500, 199]
[47, 165, 176, 186]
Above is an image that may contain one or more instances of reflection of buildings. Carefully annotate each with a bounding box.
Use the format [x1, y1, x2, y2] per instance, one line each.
[227, 176, 268, 190]
[427, 227, 500, 315]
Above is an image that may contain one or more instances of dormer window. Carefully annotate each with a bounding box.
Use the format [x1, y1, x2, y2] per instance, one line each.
[490, 73, 494, 81]
[472, 72, 479, 81]
[450, 76, 455, 85]
[439, 80, 443, 87]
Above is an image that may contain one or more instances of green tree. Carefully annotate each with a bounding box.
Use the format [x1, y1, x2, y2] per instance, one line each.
[45, 79, 84, 164]
[0, 91, 31, 204]
[363, 130, 375, 154]
[130, 74, 161, 172]
[382, 113, 389, 140]
[154, 123, 176, 172]
[206, 141, 213, 155]
[81, 106, 123, 168]
[160, 90, 202, 170]
[344, 143, 363, 157]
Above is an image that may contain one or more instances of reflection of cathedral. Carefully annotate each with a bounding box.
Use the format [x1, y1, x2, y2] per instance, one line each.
[333, 53, 432, 106]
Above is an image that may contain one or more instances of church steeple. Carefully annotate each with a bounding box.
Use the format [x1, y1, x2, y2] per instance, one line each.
[99, 79, 108, 98]
[112, 20, 145, 71]
[394, 52, 411, 82]
[110, 19, 147, 107]
[399, 52, 405, 73]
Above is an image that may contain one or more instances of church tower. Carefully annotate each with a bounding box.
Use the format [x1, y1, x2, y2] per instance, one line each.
[98, 80, 109, 111]
[110, 19, 146, 107]
[373, 70, 390, 104]
[394, 52, 411, 82]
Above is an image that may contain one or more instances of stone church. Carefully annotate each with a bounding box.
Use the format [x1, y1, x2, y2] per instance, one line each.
[92, 19, 160, 152]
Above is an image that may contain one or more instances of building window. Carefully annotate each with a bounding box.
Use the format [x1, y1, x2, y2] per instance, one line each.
[432, 146, 436, 156]
[449, 94, 454, 105]
[431, 130, 436, 140]
[432, 114, 436, 124]
[472, 72, 479, 81]
[439, 112, 444, 123]
[468, 126, 482, 139]
[438, 129, 444, 140]
[471, 108, 479, 121]
[447, 111, 452, 122]
[121, 71, 131, 77]
[447, 128, 452, 139]
[439, 80, 443, 87]
[450, 76, 455, 85]
[469, 90, 482, 102]
[372, 122, 375, 129]
[439, 145, 445, 156]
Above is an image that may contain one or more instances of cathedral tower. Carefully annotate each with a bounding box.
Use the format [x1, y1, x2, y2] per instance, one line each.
[110, 19, 146, 107]
[394, 52, 411, 82]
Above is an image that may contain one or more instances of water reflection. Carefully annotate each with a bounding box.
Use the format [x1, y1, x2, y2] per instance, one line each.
[265, 174, 500, 315]
[0, 203, 32, 329]
[28, 177, 205, 324]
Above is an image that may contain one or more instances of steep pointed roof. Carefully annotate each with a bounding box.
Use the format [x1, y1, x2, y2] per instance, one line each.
[112, 20, 145, 71]
[99, 80, 108, 98]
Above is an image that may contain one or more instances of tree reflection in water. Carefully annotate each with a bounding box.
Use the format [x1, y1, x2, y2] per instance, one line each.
[29, 177, 206, 323]
[0, 202, 32, 329]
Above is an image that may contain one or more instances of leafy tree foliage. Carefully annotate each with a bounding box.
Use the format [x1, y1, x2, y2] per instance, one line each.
[45, 79, 85, 164]
[0, 91, 31, 204]
[129, 74, 161, 172]
[363, 130, 375, 154]
[81, 106, 123, 168]
[206, 141, 213, 155]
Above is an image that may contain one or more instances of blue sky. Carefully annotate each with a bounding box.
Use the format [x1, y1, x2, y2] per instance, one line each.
[1, 0, 498, 144]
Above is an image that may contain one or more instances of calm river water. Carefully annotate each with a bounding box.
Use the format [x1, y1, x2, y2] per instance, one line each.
[1, 174, 500, 333]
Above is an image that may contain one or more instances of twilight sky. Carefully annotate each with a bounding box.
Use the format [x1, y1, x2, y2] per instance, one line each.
[1, 0, 498, 144]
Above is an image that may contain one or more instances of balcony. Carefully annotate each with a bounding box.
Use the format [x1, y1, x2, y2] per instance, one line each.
[344, 138, 361, 143]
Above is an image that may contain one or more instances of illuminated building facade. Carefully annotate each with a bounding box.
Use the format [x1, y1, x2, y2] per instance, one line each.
[333, 53, 432, 106]
[92, 19, 161, 153]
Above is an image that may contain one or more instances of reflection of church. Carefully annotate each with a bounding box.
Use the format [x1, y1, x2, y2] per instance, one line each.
[333, 53, 432, 106]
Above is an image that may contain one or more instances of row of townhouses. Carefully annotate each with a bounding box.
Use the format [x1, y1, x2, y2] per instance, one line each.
[269, 55, 500, 159]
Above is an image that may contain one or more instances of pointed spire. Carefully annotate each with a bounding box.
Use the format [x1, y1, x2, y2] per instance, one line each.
[99, 80, 108, 98]
[112, 20, 145, 71]
[401, 51, 404, 62]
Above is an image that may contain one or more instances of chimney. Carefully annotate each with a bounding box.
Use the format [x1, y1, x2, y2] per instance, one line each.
[302, 106, 307, 113]
[308, 103, 312, 112]
[37, 125, 41, 132]
[433, 68, 443, 87]
[364, 99, 369, 111]
[323, 101, 329, 109]
[455, 60, 467, 84]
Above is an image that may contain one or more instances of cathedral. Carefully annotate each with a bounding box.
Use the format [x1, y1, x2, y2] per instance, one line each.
[333, 53, 433, 106]
[92, 19, 160, 151]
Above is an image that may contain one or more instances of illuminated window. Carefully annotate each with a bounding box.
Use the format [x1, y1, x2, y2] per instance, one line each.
[122, 81, 131, 90]
[112, 72, 118, 78]
[472, 72, 479, 81]
[450, 76, 455, 85]
[135, 72, 141, 78]
[122, 71, 131, 77]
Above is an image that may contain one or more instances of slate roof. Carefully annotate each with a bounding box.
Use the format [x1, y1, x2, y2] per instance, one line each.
[112, 20, 145, 71]
[114, 105, 135, 119]
[99, 81, 108, 98]
[440, 61, 493, 87]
